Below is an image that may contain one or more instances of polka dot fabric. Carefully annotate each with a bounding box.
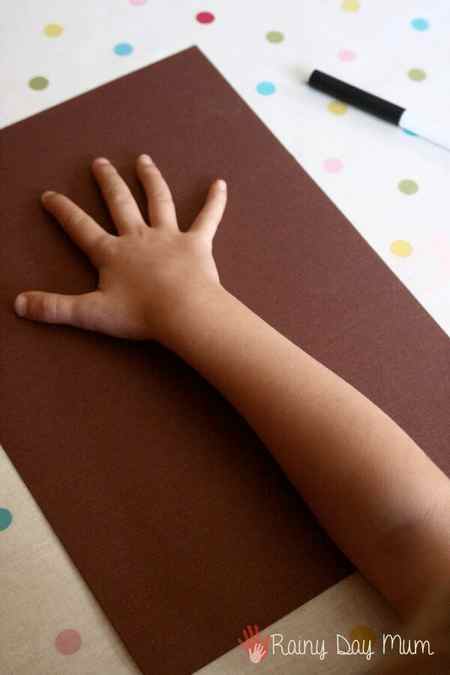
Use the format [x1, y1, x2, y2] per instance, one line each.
[54, 629, 82, 655]
[398, 179, 419, 195]
[328, 100, 348, 115]
[411, 17, 429, 31]
[266, 31, 284, 44]
[0, 507, 13, 531]
[29, 76, 49, 91]
[114, 42, 134, 56]
[408, 67, 427, 81]
[323, 158, 344, 173]
[341, 0, 360, 12]
[338, 48, 356, 61]
[256, 80, 276, 96]
[1, 1, 450, 674]
[196, 11, 215, 24]
[43, 23, 64, 38]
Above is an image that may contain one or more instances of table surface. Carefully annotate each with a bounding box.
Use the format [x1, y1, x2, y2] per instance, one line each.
[1, 1, 448, 673]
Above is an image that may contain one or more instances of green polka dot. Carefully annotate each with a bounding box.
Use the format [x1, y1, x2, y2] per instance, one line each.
[266, 31, 284, 43]
[408, 68, 426, 81]
[0, 508, 13, 531]
[398, 179, 419, 195]
[29, 76, 49, 91]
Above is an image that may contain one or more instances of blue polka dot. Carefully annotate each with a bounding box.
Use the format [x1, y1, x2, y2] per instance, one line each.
[402, 128, 418, 137]
[256, 81, 276, 96]
[0, 508, 12, 531]
[114, 42, 134, 56]
[411, 17, 429, 31]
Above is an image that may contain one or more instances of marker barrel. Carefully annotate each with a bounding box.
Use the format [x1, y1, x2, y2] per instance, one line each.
[308, 70, 405, 124]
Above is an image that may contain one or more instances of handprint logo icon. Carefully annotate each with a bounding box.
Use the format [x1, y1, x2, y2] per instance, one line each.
[238, 624, 270, 664]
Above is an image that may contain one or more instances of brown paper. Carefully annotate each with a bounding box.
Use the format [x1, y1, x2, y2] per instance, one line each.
[1, 47, 448, 674]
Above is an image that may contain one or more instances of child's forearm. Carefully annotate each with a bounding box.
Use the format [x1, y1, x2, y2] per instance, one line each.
[164, 282, 450, 620]
[18, 156, 448, 622]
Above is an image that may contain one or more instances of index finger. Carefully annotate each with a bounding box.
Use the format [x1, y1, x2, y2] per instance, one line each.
[189, 179, 227, 241]
[41, 191, 111, 263]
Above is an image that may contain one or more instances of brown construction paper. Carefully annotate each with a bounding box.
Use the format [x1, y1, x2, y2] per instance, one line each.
[1, 47, 449, 674]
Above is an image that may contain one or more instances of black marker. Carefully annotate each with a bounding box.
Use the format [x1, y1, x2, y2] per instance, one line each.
[308, 69, 449, 151]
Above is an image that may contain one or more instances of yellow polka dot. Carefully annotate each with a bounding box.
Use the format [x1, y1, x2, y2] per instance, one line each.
[342, 0, 360, 11]
[390, 240, 413, 257]
[44, 23, 64, 38]
[350, 625, 377, 649]
[328, 100, 348, 115]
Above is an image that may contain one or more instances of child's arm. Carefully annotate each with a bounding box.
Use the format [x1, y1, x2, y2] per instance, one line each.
[165, 281, 450, 621]
[15, 155, 450, 622]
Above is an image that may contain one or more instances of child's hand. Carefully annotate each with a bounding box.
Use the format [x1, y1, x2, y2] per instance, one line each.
[14, 155, 227, 343]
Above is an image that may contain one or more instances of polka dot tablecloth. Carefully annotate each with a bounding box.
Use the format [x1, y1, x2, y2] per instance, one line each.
[1, 1, 449, 674]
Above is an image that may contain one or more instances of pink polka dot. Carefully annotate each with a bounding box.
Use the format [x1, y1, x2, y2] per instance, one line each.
[323, 158, 344, 173]
[129, 0, 147, 4]
[55, 629, 82, 655]
[196, 11, 215, 24]
[338, 49, 356, 62]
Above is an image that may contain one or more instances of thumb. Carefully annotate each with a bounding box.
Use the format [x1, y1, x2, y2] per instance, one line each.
[14, 290, 105, 332]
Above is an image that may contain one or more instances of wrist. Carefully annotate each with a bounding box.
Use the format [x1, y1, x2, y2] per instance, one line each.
[155, 281, 232, 352]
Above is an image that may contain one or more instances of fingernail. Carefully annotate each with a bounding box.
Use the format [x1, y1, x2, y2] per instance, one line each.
[41, 190, 56, 202]
[15, 295, 27, 317]
[139, 154, 153, 164]
[216, 179, 227, 190]
[94, 157, 109, 166]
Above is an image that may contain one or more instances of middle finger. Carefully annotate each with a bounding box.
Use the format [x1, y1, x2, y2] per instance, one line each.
[92, 157, 146, 235]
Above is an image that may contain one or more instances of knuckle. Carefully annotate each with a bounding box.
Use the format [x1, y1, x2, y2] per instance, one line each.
[107, 187, 129, 207]
[64, 208, 86, 230]
[40, 294, 60, 322]
[133, 224, 148, 238]
[151, 189, 173, 205]
[95, 234, 116, 261]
